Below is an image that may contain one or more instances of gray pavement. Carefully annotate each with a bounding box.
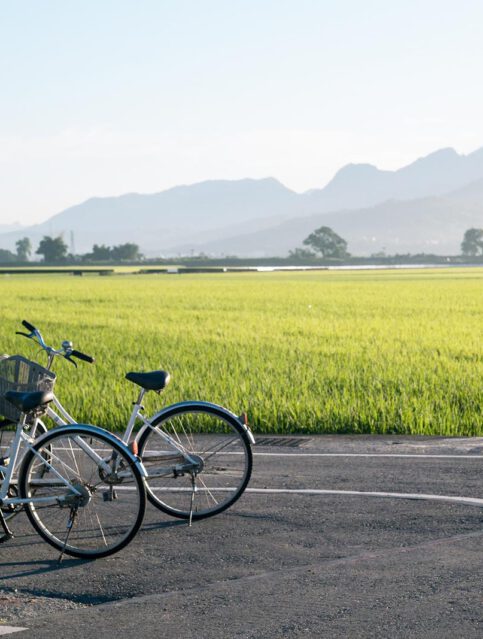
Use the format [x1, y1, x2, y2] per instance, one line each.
[0, 435, 482, 638]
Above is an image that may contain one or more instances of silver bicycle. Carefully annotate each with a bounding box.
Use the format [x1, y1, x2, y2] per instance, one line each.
[0, 387, 147, 560]
[2, 321, 254, 525]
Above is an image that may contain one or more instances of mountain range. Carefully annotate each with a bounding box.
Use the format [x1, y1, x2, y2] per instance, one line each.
[1, 147, 483, 257]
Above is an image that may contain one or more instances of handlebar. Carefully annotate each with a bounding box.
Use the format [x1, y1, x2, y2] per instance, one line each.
[22, 319, 37, 333]
[71, 350, 95, 364]
[16, 320, 95, 368]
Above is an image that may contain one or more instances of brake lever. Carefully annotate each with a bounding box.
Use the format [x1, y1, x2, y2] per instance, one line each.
[63, 354, 78, 368]
[15, 331, 33, 338]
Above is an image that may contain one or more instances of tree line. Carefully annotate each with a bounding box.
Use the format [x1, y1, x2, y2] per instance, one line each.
[0, 236, 142, 264]
[0, 228, 482, 264]
[289, 226, 483, 259]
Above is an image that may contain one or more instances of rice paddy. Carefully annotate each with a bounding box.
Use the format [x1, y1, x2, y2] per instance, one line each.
[0, 268, 481, 436]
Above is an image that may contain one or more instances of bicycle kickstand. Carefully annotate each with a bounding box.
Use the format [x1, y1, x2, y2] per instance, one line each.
[0, 510, 14, 543]
[189, 474, 197, 527]
[58, 507, 78, 563]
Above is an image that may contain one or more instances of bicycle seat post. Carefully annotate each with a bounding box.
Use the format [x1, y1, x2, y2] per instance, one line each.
[120, 387, 147, 446]
[134, 388, 146, 409]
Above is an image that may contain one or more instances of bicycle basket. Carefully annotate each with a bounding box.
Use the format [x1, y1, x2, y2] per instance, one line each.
[0, 356, 56, 422]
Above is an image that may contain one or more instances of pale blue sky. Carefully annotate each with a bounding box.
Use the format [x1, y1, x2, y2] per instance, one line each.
[1, 0, 483, 224]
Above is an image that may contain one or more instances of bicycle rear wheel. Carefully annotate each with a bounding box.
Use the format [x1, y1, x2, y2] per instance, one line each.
[138, 403, 252, 520]
[19, 425, 146, 559]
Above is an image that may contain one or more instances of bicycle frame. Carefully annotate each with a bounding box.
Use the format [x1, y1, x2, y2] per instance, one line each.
[45, 389, 200, 472]
[44, 389, 254, 479]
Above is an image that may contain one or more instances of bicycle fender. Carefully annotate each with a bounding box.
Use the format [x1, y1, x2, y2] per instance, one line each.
[138, 401, 256, 445]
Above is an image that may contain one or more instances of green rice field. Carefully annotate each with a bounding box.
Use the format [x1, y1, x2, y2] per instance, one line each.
[0, 268, 481, 436]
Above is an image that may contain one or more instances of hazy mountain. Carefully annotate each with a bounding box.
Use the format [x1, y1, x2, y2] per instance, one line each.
[174, 180, 483, 256]
[1, 147, 483, 256]
[0, 178, 299, 255]
[444, 176, 483, 203]
[302, 147, 483, 213]
[0, 223, 22, 234]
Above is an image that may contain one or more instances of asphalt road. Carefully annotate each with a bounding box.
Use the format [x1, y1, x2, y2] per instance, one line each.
[0, 435, 482, 638]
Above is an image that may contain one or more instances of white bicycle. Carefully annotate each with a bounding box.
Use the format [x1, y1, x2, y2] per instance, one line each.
[0, 382, 146, 560]
[2, 321, 254, 525]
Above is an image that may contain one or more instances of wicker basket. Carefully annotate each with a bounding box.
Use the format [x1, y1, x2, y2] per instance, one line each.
[0, 356, 56, 422]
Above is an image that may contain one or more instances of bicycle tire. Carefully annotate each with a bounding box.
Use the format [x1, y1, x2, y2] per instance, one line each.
[138, 403, 252, 520]
[19, 425, 146, 559]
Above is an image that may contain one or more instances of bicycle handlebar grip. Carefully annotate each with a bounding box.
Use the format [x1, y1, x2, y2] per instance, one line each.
[22, 320, 37, 333]
[71, 350, 95, 364]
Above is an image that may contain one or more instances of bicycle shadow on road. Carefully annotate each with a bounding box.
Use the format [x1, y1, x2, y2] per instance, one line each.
[138, 518, 189, 534]
[0, 557, 87, 583]
[0, 527, 99, 583]
[0, 518, 188, 587]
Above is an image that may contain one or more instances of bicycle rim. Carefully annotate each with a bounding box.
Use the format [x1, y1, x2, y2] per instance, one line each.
[138, 405, 252, 520]
[19, 426, 146, 559]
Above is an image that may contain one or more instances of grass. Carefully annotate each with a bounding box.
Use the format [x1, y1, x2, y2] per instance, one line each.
[0, 268, 481, 436]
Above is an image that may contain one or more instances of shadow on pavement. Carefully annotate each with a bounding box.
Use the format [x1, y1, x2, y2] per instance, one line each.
[0, 557, 87, 582]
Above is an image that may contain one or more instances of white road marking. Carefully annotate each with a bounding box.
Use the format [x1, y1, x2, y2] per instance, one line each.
[244, 488, 483, 507]
[111, 485, 483, 507]
[0, 627, 28, 636]
[252, 452, 483, 459]
[19, 446, 483, 459]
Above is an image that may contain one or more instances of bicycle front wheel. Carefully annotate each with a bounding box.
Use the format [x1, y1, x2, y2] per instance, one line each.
[138, 404, 252, 520]
[19, 425, 146, 559]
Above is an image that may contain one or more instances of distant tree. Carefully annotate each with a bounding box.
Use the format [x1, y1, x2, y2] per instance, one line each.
[111, 243, 142, 261]
[36, 235, 68, 263]
[288, 247, 316, 260]
[461, 228, 483, 256]
[0, 248, 17, 263]
[15, 237, 32, 261]
[303, 226, 350, 258]
[80, 242, 142, 262]
[90, 244, 113, 261]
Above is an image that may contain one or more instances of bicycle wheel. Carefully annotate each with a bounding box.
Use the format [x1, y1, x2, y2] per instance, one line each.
[1, 419, 48, 522]
[19, 425, 146, 559]
[138, 403, 252, 520]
